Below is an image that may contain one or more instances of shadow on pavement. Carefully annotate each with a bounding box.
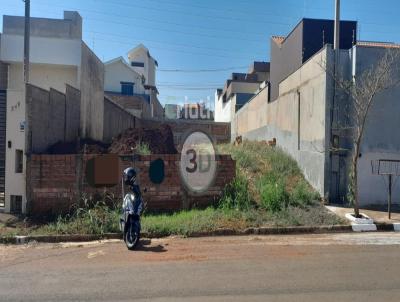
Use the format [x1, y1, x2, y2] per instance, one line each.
[135, 239, 167, 253]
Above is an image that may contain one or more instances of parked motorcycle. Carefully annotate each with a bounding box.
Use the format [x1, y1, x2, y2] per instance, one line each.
[120, 167, 145, 250]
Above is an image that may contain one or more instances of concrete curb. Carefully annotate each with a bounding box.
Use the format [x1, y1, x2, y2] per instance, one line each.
[0, 233, 122, 244]
[2, 223, 398, 244]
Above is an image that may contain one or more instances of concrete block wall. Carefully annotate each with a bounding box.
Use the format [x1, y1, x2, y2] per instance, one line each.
[103, 97, 138, 143]
[29, 154, 235, 215]
[27, 84, 81, 153]
[231, 46, 332, 197]
[65, 85, 81, 141]
[105, 93, 151, 119]
[151, 94, 164, 119]
[79, 43, 104, 141]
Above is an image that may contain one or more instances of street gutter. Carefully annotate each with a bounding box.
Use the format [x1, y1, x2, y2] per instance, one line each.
[1, 223, 398, 244]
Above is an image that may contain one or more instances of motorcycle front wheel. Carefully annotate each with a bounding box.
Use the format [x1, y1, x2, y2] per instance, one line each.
[124, 218, 140, 250]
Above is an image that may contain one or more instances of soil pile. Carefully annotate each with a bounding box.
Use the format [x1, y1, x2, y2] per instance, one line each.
[108, 124, 177, 154]
[46, 139, 109, 155]
[45, 125, 177, 155]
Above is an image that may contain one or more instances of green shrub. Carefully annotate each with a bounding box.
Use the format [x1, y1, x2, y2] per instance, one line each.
[233, 149, 260, 173]
[36, 200, 120, 235]
[264, 147, 301, 177]
[142, 208, 219, 237]
[260, 177, 288, 212]
[218, 175, 253, 210]
[289, 181, 320, 207]
[136, 142, 151, 155]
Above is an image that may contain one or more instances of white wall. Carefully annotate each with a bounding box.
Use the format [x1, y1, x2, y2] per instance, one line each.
[0, 34, 81, 66]
[4, 63, 79, 213]
[8, 63, 78, 92]
[214, 91, 229, 122]
[215, 81, 260, 123]
[229, 81, 260, 95]
[4, 89, 26, 213]
[147, 57, 156, 87]
[127, 47, 156, 87]
[104, 60, 145, 94]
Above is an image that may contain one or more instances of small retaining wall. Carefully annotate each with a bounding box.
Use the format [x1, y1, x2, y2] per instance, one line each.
[29, 154, 235, 215]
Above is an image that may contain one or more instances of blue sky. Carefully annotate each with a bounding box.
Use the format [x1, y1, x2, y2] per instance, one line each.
[1, 0, 399, 107]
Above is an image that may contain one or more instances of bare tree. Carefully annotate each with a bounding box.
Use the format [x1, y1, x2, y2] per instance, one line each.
[329, 49, 400, 217]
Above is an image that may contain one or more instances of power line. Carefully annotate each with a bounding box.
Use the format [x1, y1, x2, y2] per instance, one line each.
[8, 0, 400, 39]
[158, 66, 248, 72]
[13, 1, 400, 50]
[93, 37, 262, 61]
[88, 31, 266, 57]
[108, 0, 298, 24]
[91, 0, 295, 27]
[13, 2, 270, 58]
[86, 17, 266, 44]
[33, 1, 285, 43]
[157, 85, 218, 91]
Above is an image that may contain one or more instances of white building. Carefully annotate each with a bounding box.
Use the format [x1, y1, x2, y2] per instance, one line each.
[0, 11, 104, 213]
[164, 104, 181, 119]
[104, 45, 164, 119]
[214, 62, 269, 123]
[104, 56, 146, 96]
[127, 44, 158, 88]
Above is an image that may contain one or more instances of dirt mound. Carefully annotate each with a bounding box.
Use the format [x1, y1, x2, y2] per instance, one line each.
[108, 124, 177, 154]
[45, 125, 177, 155]
[46, 139, 109, 155]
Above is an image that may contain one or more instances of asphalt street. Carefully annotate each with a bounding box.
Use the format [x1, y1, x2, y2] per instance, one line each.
[1, 233, 400, 301]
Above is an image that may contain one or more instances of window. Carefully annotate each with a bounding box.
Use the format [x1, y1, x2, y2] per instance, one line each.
[10, 195, 22, 214]
[0, 192, 4, 208]
[131, 62, 144, 67]
[121, 82, 134, 96]
[15, 149, 23, 173]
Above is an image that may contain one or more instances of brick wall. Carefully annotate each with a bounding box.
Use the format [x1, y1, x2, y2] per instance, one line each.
[29, 154, 235, 215]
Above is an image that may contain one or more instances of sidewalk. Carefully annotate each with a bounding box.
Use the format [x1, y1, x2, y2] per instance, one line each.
[326, 204, 400, 224]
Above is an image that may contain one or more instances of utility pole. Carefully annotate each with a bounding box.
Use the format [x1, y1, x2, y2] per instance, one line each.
[23, 0, 30, 83]
[23, 0, 31, 214]
[334, 0, 340, 50]
[330, 0, 341, 203]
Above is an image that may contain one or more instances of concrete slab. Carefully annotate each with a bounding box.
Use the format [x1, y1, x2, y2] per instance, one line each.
[326, 205, 400, 224]
[351, 223, 377, 232]
[393, 223, 400, 232]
